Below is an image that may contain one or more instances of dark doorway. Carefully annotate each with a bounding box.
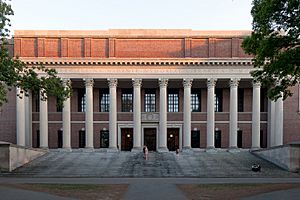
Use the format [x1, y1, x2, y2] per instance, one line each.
[79, 130, 85, 148]
[167, 128, 179, 151]
[57, 130, 63, 148]
[35, 130, 40, 148]
[237, 130, 243, 148]
[144, 128, 156, 151]
[100, 130, 109, 148]
[260, 130, 267, 148]
[215, 130, 222, 148]
[191, 130, 200, 148]
[121, 128, 133, 151]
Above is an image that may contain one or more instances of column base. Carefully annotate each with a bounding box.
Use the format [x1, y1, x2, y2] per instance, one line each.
[131, 147, 143, 153]
[227, 147, 240, 153]
[157, 147, 169, 153]
[83, 147, 94, 152]
[205, 147, 217, 153]
[107, 147, 119, 153]
[61, 147, 72, 152]
[182, 147, 193, 153]
[251, 147, 260, 151]
[39, 147, 49, 151]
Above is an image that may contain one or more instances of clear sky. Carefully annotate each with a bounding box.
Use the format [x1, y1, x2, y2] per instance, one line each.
[10, 0, 253, 32]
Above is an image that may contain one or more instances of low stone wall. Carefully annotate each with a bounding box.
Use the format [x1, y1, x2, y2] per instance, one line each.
[252, 143, 300, 172]
[0, 142, 47, 172]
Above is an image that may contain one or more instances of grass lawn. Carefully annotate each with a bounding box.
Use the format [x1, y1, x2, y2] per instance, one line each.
[2, 183, 128, 200]
[177, 183, 300, 200]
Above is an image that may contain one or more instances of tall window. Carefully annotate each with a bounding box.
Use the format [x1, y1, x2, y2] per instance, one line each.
[168, 89, 179, 112]
[191, 89, 201, 112]
[78, 89, 86, 112]
[238, 88, 244, 112]
[214, 88, 223, 112]
[122, 89, 133, 112]
[100, 89, 109, 112]
[145, 89, 156, 112]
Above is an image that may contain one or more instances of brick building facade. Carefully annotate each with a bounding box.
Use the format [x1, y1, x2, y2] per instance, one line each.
[0, 29, 299, 151]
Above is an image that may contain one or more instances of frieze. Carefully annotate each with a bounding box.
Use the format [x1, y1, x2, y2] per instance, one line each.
[141, 113, 159, 122]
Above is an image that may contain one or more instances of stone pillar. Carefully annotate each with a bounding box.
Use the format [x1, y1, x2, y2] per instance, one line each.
[267, 100, 276, 147]
[16, 87, 25, 146]
[206, 78, 216, 149]
[62, 79, 71, 151]
[275, 96, 283, 146]
[39, 90, 48, 148]
[25, 91, 32, 147]
[85, 78, 94, 150]
[252, 81, 261, 149]
[108, 78, 118, 152]
[229, 78, 239, 149]
[183, 78, 193, 151]
[158, 78, 168, 152]
[132, 78, 142, 152]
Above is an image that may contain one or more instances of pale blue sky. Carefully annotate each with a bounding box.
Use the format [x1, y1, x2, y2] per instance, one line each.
[10, 0, 253, 32]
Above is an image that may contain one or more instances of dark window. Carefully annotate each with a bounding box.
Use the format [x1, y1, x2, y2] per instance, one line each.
[191, 130, 200, 148]
[168, 89, 179, 112]
[35, 130, 40, 148]
[56, 97, 62, 112]
[215, 130, 222, 148]
[78, 89, 86, 112]
[121, 89, 133, 112]
[237, 130, 243, 148]
[100, 130, 109, 148]
[145, 89, 156, 112]
[79, 130, 85, 148]
[238, 88, 244, 112]
[57, 130, 63, 148]
[100, 89, 109, 112]
[34, 93, 40, 112]
[191, 89, 201, 112]
[214, 89, 223, 112]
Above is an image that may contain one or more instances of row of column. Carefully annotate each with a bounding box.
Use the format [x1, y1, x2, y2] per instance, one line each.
[16, 78, 284, 150]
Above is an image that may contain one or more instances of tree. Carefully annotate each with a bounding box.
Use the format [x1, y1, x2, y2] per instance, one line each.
[0, 0, 70, 107]
[242, 0, 300, 100]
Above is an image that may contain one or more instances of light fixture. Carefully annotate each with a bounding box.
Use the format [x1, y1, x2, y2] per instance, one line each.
[193, 128, 198, 131]
[170, 134, 173, 138]
[127, 134, 130, 138]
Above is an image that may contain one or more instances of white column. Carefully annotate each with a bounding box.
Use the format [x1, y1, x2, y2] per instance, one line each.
[85, 78, 94, 150]
[108, 78, 118, 151]
[252, 81, 261, 149]
[132, 78, 142, 151]
[39, 90, 48, 148]
[63, 79, 71, 151]
[267, 100, 276, 147]
[275, 97, 283, 146]
[158, 78, 168, 152]
[183, 78, 193, 150]
[206, 78, 216, 149]
[16, 87, 25, 146]
[25, 91, 32, 147]
[229, 78, 239, 149]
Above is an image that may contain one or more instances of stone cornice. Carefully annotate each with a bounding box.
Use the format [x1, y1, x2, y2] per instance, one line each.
[19, 58, 253, 66]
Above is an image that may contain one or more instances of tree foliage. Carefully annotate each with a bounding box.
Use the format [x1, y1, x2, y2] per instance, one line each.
[242, 0, 300, 100]
[0, 0, 71, 107]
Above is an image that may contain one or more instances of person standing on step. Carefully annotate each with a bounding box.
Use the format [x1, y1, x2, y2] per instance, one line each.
[143, 145, 148, 160]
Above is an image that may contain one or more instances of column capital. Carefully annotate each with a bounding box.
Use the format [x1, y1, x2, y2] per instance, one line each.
[207, 78, 217, 88]
[230, 78, 240, 87]
[84, 78, 94, 87]
[183, 78, 193, 88]
[159, 78, 168, 87]
[108, 78, 118, 87]
[132, 78, 142, 87]
[252, 81, 261, 88]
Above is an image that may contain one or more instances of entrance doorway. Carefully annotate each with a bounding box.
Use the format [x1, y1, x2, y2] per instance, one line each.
[191, 130, 200, 148]
[167, 128, 179, 151]
[121, 128, 133, 151]
[57, 130, 63, 148]
[215, 130, 221, 148]
[144, 128, 156, 151]
[237, 130, 243, 148]
[79, 130, 85, 148]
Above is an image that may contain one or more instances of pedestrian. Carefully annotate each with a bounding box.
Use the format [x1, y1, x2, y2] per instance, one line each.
[143, 145, 148, 160]
[176, 148, 179, 156]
